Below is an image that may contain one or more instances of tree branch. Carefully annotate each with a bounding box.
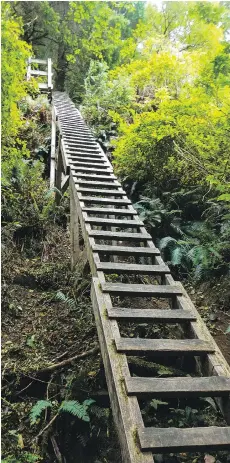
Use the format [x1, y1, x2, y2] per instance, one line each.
[36, 345, 100, 374]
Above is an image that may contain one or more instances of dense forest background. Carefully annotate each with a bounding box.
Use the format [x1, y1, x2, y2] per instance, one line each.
[2, 1, 230, 462]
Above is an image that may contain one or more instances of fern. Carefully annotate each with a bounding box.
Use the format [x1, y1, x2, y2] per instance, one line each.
[30, 400, 52, 425]
[171, 246, 184, 266]
[56, 291, 76, 310]
[59, 399, 95, 422]
[159, 236, 177, 250]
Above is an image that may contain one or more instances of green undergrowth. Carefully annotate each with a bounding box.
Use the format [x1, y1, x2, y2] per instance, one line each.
[2, 219, 121, 463]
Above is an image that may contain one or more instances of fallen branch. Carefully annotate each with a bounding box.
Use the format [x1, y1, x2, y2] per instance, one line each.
[36, 345, 100, 374]
[50, 435, 63, 463]
[34, 413, 58, 440]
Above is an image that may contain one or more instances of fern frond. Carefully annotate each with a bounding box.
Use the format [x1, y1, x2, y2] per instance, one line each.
[77, 433, 89, 447]
[171, 247, 184, 266]
[56, 291, 76, 310]
[59, 399, 95, 422]
[159, 236, 177, 250]
[83, 399, 96, 407]
[194, 264, 205, 281]
[30, 400, 52, 425]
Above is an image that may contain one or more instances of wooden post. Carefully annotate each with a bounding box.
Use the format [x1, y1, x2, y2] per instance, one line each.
[50, 107, 56, 188]
[70, 184, 80, 269]
[55, 135, 62, 205]
[26, 57, 31, 81]
[47, 58, 52, 89]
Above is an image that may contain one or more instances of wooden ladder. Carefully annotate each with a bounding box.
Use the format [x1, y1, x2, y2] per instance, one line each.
[52, 91, 230, 462]
[27, 57, 53, 96]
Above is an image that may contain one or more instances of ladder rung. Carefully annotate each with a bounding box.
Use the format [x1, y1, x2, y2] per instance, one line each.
[96, 262, 169, 274]
[108, 308, 196, 322]
[72, 162, 107, 168]
[138, 426, 230, 452]
[31, 70, 48, 76]
[84, 207, 135, 215]
[77, 174, 117, 180]
[77, 188, 125, 195]
[86, 217, 142, 226]
[77, 180, 121, 187]
[71, 167, 113, 174]
[92, 244, 159, 254]
[125, 376, 230, 398]
[80, 196, 131, 205]
[89, 231, 150, 240]
[30, 58, 47, 64]
[70, 152, 104, 158]
[115, 338, 214, 356]
[70, 157, 105, 163]
[66, 145, 100, 152]
[102, 283, 182, 296]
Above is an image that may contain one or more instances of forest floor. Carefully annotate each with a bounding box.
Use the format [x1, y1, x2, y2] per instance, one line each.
[2, 218, 230, 463]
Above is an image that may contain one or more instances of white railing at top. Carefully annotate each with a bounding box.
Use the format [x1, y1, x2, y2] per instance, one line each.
[27, 57, 53, 92]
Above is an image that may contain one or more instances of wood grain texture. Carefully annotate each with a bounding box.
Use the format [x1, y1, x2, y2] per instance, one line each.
[108, 308, 196, 322]
[102, 283, 182, 296]
[97, 262, 170, 274]
[115, 337, 214, 355]
[138, 427, 230, 452]
[126, 376, 230, 397]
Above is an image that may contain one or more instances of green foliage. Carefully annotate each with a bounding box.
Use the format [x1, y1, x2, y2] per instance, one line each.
[60, 399, 95, 422]
[2, 453, 41, 463]
[29, 398, 96, 436]
[55, 291, 76, 311]
[134, 196, 167, 228]
[2, 160, 56, 227]
[80, 60, 134, 144]
[159, 220, 229, 280]
[30, 400, 52, 425]
[1, 3, 32, 150]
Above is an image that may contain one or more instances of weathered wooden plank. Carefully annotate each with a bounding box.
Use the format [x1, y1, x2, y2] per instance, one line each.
[71, 162, 107, 168]
[61, 125, 91, 132]
[126, 376, 230, 398]
[69, 156, 105, 162]
[115, 338, 214, 356]
[30, 58, 47, 64]
[138, 427, 230, 452]
[77, 188, 125, 196]
[60, 138, 70, 175]
[77, 173, 117, 180]
[92, 244, 160, 254]
[67, 146, 101, 153]
[86, 217, 142, 226]
[77, 180, 121, 187]
[63, 137, 96, 144]
[89, 231, 151, 240]
[61, 175, 69, 194]
[71, 167, 112, 174]
[91, 278, 154, 463]
[108, 308, 196, 322]
[31, 70, 48, 76]
[62, 133, 94, 141]
[102, 283, 182, 297]
[83, 207, 136, 215]
[47, 58, 52, 88]
[69, 151, 104, 158]
[80, 196, 131, 205]
[96, 262, 170, 274]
